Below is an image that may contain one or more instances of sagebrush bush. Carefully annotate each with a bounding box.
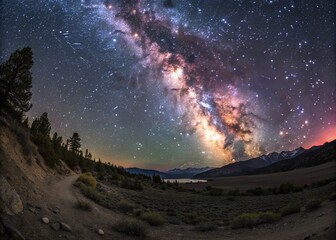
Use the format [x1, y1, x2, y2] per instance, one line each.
[205, 186, 224, 196]
[113, 218, 147, 238]
[183, 213, 209, 225]
[194, 221, 217, 232]
[231, 211, 281, 229]
[75, 181, 102, 203]
[118, 199, 136, 213]
[280, 203, 301, 216]
[305, 199, 322, 211]
[77, 172, 97, 189]
[141, 212, 164, 226]
[76, 197, 92, 211]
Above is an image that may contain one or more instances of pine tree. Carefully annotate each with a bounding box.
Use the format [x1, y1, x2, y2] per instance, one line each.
[0, 47, 33, 120]
[31, 112, 51, 137]
[69, 132, 81, 153]
[22, 117, 29, 128]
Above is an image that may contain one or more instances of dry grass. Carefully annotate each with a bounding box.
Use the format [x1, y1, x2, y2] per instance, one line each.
[77, 172, 97, 189]
[305, 199, 322, 211]
[231, 211, 281, 229]
[140, 211, 164, 226]
[280, 203, 301, 216]
[113, 218, 147, 238]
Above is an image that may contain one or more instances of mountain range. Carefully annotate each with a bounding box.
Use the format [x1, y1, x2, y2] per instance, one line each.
[126, 140, 335, 179]
[195, 140, 336, 178]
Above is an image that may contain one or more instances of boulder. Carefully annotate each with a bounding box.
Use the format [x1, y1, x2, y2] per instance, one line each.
[0, 176, 23, 215]
[60, 222, 72, 232]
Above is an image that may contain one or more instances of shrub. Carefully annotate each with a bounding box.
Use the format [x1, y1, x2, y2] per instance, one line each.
[75, 181, 103, 203]
[231, 211, 281, 229]
[194, 221, 217, 232]
[280, 203, 300, 216]
[134, 208, 144, 217]
[77, 172, 97, 189]
[269, 183, 303, 195]
[76, 197, 92, 211]
[118, 199, 136, 213]
[246, 187, 269, 196]
[141, 212, 165, 226]
[205, 186, 224, 196]
[305, 199, 322, 211]
[227, 189, 240, 196]
[113, 218, 147, 238]
[311, 178, 335, 188]
[183, 213, 208, 225]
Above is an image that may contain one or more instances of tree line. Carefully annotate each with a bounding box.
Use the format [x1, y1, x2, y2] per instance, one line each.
[0, 47, 162, 191]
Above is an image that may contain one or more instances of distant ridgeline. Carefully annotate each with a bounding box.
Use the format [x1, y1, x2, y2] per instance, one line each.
[195, 140, 336, 178]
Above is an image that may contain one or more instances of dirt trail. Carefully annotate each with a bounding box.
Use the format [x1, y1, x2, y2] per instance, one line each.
[51, 174, 78, 208]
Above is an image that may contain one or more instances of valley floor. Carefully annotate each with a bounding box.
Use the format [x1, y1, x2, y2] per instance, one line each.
[3, 171, 335, 240]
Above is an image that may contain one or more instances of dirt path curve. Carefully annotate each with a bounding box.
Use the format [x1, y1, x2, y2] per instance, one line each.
[51, 174, 78, 208]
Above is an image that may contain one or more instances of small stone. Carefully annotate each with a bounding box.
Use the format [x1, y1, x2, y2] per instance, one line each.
[28, 206, 36, 213]
[51, 222, 60, 231]
[60, 223, 72, 232]
[97, 229, 104, 235]
[42, 217, 49, 224]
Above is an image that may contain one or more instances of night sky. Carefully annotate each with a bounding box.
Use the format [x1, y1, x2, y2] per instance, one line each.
[1, 0, 335, 170]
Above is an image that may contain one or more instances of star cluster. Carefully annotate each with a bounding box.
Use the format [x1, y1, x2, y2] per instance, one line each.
[1, 0, 335, 170]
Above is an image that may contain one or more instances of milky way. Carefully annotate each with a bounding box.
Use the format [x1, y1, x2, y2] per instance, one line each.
[1, 0, 335, 169]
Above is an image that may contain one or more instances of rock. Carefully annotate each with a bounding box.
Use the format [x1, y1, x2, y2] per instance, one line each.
[51, 222, 60, 231]
[27, 202, 41, 209]
[48, 207, 60, 214]
[97, 229, 104, 235]
[1, 217, 25, 239]
[0, 176, 23, 215]
[42, 217, 49, 224]
[60, 222, 72, 232]
[28, 206, 36, 213]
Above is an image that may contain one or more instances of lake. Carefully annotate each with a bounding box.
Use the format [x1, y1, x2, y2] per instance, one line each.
[163, 178, 207, 183]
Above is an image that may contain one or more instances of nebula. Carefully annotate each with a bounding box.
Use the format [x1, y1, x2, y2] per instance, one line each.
[96, 0, 264, 163]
